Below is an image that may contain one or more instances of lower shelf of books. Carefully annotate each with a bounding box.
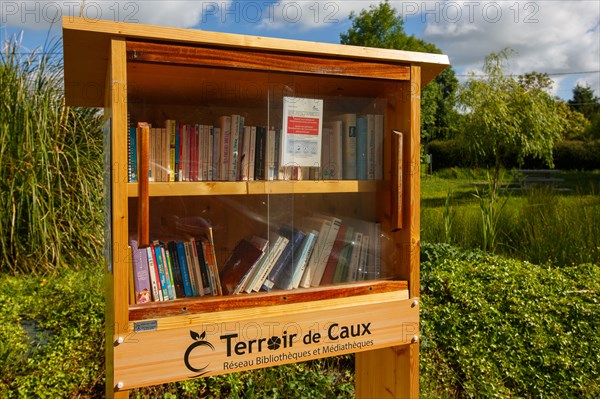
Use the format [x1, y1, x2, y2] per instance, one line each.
[128, 279, 408, 321]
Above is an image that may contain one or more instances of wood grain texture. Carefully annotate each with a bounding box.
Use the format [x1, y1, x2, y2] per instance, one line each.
[129, 280, 408, 320]
[406, 66, 421, 299]
[136, 122, 150, 247]
[391, 131, 403, 231]
[63, 17, 449, 107]
[126, 41, 410, 80]
[355, 343, 419, 398]
[107, 37, 130, 399]
[126, 180, 380, 197]
[115, 296, 418, 390]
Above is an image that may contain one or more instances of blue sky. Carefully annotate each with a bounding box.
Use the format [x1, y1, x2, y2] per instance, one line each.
[2, 1, 599, 100]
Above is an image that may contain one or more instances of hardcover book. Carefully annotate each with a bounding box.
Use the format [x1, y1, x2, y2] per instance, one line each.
[220, 239, 265, 295]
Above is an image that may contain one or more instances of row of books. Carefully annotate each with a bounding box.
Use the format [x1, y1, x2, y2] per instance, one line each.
[130, 236, 222, 304]
[130, 215, 381, 304]
[219, 214, 382, 296]
[127, 113, 384, 183]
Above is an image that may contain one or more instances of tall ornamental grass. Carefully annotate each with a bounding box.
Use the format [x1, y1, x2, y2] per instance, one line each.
[1, 38, 104, 274]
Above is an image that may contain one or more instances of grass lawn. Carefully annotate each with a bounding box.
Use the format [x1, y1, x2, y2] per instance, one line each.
[421, 168, 600, 265]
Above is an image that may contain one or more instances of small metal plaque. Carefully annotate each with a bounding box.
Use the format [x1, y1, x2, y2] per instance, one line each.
[134, 320, 158, 333]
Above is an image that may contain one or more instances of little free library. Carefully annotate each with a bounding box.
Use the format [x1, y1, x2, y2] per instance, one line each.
[62, 16, 449, 398]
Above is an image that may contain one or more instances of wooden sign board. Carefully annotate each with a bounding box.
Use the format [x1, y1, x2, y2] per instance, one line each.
[114, 293, 418, 390]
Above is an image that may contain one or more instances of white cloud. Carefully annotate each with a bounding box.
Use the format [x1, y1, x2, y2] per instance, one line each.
[0, 0, 228, 30]
[255, 1, 361, 32]
[420, 1, 600, 96]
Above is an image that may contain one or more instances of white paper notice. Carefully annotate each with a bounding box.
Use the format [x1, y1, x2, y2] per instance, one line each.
[281, 97, 323, 167]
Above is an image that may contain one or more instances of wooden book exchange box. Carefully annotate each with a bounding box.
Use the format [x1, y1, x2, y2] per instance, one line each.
[62, 17, 448, 398]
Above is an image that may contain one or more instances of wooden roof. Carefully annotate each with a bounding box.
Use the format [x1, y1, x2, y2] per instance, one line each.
[62, 17, 449, 108]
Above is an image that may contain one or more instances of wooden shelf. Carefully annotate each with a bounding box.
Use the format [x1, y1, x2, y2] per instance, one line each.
[129, 279, 407, 321]
[127, 180, 381, 197]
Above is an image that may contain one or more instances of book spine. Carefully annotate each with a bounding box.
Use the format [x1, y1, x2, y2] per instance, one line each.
[193, 238, 211, 295]
[146, 246, 163, 301]
[191, 124, 198, 181]
[229, 115, 240, 181]
[273, 229, 306, 290]
[129, 127, 138, 182]
[332, 226, 354, 283]
[153, 244, 174, 301]
[346, 232, 363, 282]
[183, 241, 199, 296]
[367, 114, 376, 180]
[199, 124, 205, 181]
[357, 234, 370, 281]
[264, 228, 305, 291]
[267, 127, 276, 180]
[168, 120, 176, 182]
[130, 239, 151, 303]
[188, 238, 205, 296]
[356, 116, 368, 180]
[254, 126, 266, 180]
[252, 236, 288, 292]
[240, 126, 251, 181]
[319, 224, 347, 286]
[180, 124, 188, 181]
[212, 127, 221, 181]
[299, 219, 332, 288]
[167, 242, 185, 298]
[274, 127, 281, 179]
[207, 126, 214, 181]
[175, 122, 181, 181]
[310, 217, 342, 287]
[248, 126, 256, 180]
[291, 231, 318, 289]
[331, 120, 343, 180]
[164, 246, 179, 298]
[340, 114, 357, 180]
[220, 116, 231, 181]
[175, 241, 194, 297]
[202, 240, 221, 296]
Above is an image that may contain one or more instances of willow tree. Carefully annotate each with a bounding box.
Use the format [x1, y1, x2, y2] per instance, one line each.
[459, 49, 565, 194]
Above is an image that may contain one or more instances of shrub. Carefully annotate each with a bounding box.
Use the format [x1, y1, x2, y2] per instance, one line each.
[420, 243, 600, 398]
[426, 140, 473, 170]
[554, 140, 600, 170]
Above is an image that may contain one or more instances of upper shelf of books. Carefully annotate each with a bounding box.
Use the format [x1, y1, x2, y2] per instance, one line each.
[62, 17, 449, 108]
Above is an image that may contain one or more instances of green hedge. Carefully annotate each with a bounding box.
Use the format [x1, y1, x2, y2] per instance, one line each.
[426, 139, 600, 170]
[3, 248, 599, 398]
[426, 140, 471, 170]
[554, 140, 600, 170]
[420, 243, 600, 398]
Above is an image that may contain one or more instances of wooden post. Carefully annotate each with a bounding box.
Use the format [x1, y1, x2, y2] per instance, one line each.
[355, 66, 421, 398]
[105, 37, 130, 399]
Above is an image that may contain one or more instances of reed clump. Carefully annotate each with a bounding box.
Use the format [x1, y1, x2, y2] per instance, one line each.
[1, 38, 104, 273]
